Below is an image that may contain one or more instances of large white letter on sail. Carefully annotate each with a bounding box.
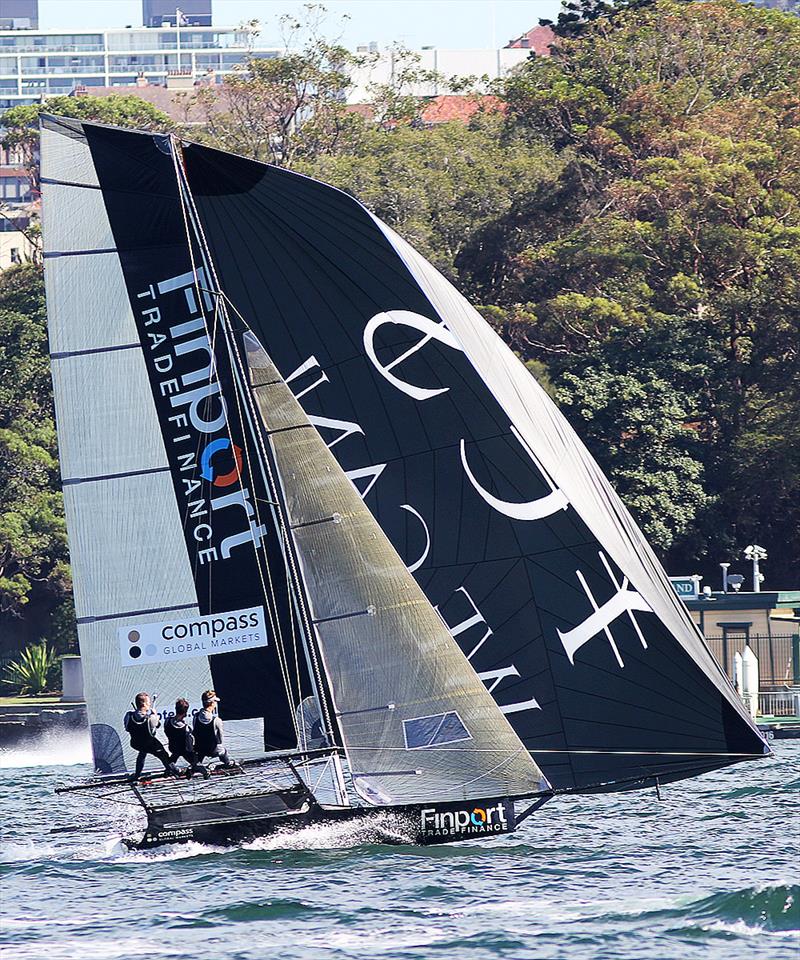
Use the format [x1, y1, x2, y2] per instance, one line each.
[460, 425, 569, 521]
[558, 554, 653, 667]
[364, 310, 462, 401]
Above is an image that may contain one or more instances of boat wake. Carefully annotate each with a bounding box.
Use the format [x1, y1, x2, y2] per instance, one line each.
[244, 810, 418, 851]
[0, 729, 92, 769]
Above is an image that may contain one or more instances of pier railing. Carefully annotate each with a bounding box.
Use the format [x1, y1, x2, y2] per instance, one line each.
[705, 633, 799, 687]
[758, 690, 800, 718]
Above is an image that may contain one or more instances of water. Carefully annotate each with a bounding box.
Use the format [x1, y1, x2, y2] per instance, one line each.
[1, 733, 798, 960]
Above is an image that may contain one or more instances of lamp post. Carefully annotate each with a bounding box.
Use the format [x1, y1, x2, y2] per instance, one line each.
[743, 545, 767, 593]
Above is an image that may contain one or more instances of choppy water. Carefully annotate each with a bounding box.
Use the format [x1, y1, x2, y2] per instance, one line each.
[1, 733, 798, 960]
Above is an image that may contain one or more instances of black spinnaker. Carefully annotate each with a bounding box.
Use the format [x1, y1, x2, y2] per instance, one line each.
[44, 117, 768, 790]
[180, 143, 768, 793]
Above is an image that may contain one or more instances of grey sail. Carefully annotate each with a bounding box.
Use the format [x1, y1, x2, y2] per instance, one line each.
[244, 333, 548, 805]
[41, 117, 213, 773]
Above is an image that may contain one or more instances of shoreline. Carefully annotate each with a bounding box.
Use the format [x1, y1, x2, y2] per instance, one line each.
[0, 699, 87, 747]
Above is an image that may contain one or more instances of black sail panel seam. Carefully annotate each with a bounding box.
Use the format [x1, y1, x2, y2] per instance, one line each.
[45, 248, 118, 259]
[41, 176, 102, 191]
[312, 609, 372, 625]
[51, 342, 141, 360]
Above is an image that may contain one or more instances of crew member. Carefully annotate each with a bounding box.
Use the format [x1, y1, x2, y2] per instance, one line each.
[193, 690, 236, 769]
[123, 692, 179, 780]
[164, 698, 209, 778]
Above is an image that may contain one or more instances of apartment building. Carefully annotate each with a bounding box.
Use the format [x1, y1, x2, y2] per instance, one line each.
[0, 24, 281, 110]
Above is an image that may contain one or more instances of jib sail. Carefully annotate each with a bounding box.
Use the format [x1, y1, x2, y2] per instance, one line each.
[244, 333, 547, 804]
[41, 116, 307, 772]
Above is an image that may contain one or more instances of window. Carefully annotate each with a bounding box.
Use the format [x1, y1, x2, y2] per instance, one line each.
[403, 711, 471, 749]
[10, 248, 21, 263]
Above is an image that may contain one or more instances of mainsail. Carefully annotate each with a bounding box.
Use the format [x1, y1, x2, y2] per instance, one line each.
[41, 116, 308, 771]
[43, 117, 768, 793]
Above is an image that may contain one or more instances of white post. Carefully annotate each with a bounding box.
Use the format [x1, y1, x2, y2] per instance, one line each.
[175, 8, 181, 74]
[733, 650, 743, 695]
[741, 644, 759, 719]
[744, 545, 767, 593]
[61, 655, 84, 702]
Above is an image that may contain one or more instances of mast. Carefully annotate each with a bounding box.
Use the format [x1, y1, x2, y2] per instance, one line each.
[169, 140, 347, 802]
[168, 140, 545, 808]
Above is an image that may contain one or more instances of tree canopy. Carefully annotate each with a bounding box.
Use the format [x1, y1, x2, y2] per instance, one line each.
[0, 0, 797, 656]
[478, 0, 800, 581]
[0, 266, 69, 619]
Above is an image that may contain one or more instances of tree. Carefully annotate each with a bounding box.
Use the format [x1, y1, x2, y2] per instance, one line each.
[192, 6, 368, 165]
[0, 265, 70, 618]
[483, 0, 800, 582]
[541, 0, 673, 38]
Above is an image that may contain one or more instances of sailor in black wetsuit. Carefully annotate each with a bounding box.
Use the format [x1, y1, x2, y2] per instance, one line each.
[193, 690, 236, 769]
[123, 692, 179, 781]
[164, 698, 209, 778]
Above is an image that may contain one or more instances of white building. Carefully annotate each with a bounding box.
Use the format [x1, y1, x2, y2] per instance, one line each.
[349, 46, 529, 103]
[0, 24, 531, 111]
[0, 224, 33, 268]
[0, 25, 281, 109]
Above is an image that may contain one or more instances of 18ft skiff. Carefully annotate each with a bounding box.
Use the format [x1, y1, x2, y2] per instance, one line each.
[43, 116, 769, 849]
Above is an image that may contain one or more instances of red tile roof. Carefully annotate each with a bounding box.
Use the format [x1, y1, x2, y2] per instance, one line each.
[421, 94, 505, 124]
[505, 25, 556, 55]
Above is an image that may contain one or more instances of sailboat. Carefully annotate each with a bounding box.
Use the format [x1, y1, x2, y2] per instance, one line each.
[43, 115, 769, 849]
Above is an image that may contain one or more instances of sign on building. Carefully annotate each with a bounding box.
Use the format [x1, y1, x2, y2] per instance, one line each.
[669, 575, 702, 601]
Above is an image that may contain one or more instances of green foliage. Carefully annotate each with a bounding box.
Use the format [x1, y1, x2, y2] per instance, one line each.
[541, 0, 662, 38]
[191, 7, 368, 165]
[486, 0, 800, 581]
[2, 641, 58, 694]
[0, 265, 70, 617]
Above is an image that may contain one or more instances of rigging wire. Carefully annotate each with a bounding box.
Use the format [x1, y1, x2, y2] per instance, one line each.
[168, 136, 302, 744]
[170, 140, 339, 767]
